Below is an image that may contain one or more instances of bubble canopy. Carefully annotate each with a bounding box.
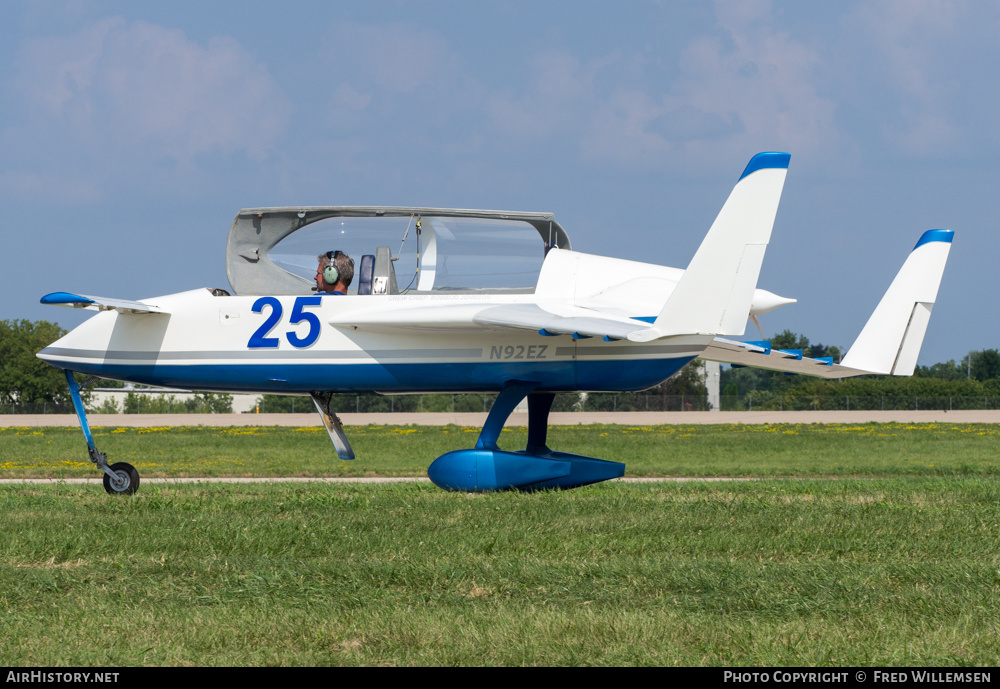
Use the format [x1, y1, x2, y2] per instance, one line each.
[225, 207, 572, 296]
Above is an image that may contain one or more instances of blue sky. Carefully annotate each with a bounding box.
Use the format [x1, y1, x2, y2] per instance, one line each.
[2, 0, 997, 365]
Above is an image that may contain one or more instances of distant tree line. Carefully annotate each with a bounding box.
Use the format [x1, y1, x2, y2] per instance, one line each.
[720, 329, 1000, 410]
[0, 320, 79, 412]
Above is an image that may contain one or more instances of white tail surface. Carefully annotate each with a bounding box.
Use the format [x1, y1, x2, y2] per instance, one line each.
[841, 230, 954, 376]
[630, 152, 790, 342]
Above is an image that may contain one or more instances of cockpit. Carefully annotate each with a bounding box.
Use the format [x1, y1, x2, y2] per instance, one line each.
[224, 207, 572, 296]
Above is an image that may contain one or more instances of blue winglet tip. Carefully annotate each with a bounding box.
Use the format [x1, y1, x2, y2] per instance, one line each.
[40, 292, 93, 306]
[913, 229, 953, 251]
[739, 152, 791, 181]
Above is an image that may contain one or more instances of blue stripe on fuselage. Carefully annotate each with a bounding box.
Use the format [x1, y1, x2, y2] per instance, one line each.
[59, 358, 694, 394]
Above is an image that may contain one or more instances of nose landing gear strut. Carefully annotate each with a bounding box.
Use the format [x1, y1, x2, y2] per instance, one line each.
[64, 369, 140, 495]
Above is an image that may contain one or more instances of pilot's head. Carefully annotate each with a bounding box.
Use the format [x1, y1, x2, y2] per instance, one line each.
[315, 250, 354, 294]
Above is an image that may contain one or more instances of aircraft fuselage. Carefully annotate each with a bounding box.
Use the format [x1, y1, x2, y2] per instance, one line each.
[38, 289, 709, 395]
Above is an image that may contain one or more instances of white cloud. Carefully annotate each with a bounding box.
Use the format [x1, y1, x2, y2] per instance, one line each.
[316, 19, 487, 148]
[841, 0, 964, 155]
[322, 21, 468, 97]
[851, 0, 958, 99]
[661, 1, 840, 158]
[312, 12, 838, 171]
[0, 170, 99, 203]
[14, 17, 290, 164]
[486, 52, 596, 140]
[331, 83, 372, 111]
[827, 1, 1000, 160]
[581, 88, 675, 166]
[480, 2, 839, 170]
[323, 82, 374, 132]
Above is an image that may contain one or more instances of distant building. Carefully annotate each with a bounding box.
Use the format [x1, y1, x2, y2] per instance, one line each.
[89, 385, 260, 414]
[703, 360, 720, 412]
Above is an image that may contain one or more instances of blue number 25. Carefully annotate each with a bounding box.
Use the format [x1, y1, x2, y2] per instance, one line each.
[249, 296, 322, 349]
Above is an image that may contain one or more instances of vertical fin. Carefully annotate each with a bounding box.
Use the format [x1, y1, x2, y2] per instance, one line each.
[841, 230, 953, 375]
[629, 152, 790, 342]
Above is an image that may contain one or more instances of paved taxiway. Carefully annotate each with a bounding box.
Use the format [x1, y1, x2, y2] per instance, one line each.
[5, 410, 1000, 428]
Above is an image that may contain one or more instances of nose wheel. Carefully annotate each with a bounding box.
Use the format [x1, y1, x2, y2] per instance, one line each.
[102, 462, 140, 495]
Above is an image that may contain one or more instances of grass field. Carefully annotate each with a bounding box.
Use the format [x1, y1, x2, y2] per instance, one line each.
[2, 421, 1000, 478]
[1, 423, 999, 666]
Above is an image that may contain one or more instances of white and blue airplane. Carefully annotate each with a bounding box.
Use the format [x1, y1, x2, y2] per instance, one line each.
[37, 153, 953, 495]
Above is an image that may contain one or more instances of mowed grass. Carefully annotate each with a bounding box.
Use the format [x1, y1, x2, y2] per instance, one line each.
[1, 423, 999, 665]
[2, 421, 1000, 478]
[1, 479, 998, 666]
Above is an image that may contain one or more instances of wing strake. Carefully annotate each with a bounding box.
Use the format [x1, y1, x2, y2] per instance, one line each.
[40, 292, 168, 315]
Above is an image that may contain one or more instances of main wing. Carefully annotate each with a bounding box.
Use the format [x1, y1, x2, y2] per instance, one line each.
[702, 338, 863, 378]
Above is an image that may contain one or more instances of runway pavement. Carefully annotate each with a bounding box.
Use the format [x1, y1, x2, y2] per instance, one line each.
[3, 410, 1000, 428]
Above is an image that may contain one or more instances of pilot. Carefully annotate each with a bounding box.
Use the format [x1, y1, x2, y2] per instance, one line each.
[315, 250, 354, 295]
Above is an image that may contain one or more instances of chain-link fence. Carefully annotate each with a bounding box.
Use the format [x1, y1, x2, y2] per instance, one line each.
[255, 394, 494, 414]
[0, 392, 233, 415]
[251, 393, 1000, 413]
[723, 394, 1000, 411]
[0, 402, 75, 414]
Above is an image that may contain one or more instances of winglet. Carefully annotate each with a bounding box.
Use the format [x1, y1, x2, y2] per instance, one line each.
[629, 152, 790, 342]
[840, 230, 953, 375]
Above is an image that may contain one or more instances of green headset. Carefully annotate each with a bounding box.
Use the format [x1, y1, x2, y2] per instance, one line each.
[323, 250, 341, 285]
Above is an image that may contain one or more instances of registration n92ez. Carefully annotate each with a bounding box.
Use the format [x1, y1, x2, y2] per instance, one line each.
[490, 344, 548, 360]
